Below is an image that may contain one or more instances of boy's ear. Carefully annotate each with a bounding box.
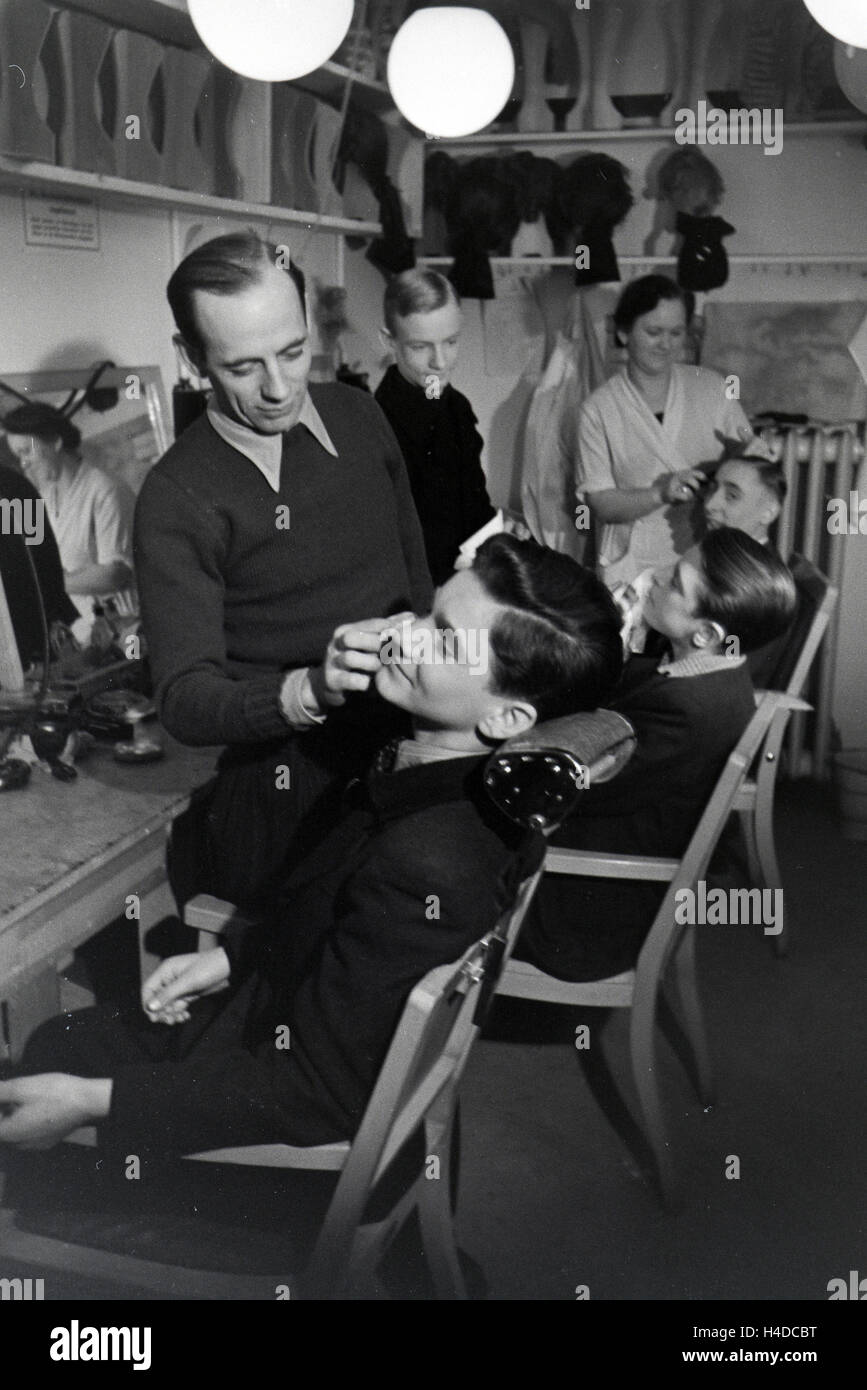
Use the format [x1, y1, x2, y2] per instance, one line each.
[174, 333, 207, 382]
[691, 618, 726, 651]
[478, 699, 537, 743]
[379, 326, 395, 354]
[764, 495, 782, 526]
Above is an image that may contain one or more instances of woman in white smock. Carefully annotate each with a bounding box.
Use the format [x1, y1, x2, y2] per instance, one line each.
[578, 274, 752, 589]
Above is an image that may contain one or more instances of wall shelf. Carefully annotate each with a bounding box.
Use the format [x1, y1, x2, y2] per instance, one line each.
[0, 155, 382, 237]
[295, 62, 392, 114]
[428, 119, 867, 148]
[2, 1, 392, 237]
[421, 254, 867, 268]
[62, 2, 393, 112]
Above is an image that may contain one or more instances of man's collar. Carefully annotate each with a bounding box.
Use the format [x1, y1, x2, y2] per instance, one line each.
[206, 394, 338, 492]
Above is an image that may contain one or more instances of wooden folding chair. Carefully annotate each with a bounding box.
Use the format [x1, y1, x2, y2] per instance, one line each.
[0, 871, 542, 1301]
[492, 690, 789, 1207]
[735, 557, 838, 957]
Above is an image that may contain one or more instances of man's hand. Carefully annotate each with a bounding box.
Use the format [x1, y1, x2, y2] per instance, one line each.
[141, 948, 231, 1026]
[305, 614, 415, 711]
[0, 1074, 109, 1148]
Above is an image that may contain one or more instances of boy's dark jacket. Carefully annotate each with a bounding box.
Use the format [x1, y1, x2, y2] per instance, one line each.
[103, 751, 541, 1154]
[375, 364, 494, 585]
[519, 656, 756, 981]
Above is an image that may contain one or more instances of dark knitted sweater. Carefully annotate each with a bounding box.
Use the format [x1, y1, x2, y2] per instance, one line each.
[133, 384, 432, 747]
[375, 365, 494, 585]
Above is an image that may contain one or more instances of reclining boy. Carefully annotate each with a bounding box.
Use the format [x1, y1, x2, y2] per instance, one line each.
[0, 536, 623, 1159]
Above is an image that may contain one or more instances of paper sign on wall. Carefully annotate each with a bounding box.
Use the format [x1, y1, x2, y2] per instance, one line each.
[23, 191, 100, 250]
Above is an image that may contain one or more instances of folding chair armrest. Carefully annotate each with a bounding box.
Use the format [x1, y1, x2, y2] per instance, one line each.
[777, 693, 812, 713]
[753, 690, 813, 714]
[183, 894, 261, 949]
[545, 847, 679, 882]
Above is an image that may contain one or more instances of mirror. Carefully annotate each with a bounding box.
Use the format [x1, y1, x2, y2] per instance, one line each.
[0, 365, 170, 495]
[0, 365, 169, 683]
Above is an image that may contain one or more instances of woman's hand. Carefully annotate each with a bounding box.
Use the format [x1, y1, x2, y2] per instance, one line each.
[659, 469, 706, 505]
[141, 948, 231, 1025]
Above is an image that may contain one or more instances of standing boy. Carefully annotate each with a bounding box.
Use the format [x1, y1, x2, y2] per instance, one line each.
[375, 269, 495, 585]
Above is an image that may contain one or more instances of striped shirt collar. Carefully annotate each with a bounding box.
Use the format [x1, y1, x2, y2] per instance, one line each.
[657, 651, 746, 679]
[206, 394, 338, 492]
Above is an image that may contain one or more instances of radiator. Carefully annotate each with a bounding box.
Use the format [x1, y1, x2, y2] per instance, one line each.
[753, 419, 865, 779]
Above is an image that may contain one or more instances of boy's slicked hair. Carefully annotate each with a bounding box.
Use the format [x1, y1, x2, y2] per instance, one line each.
[735, 454, 788, 504]
[167, 231, 307, 359]
[384, 268, 461, 336]
[472, 534, 623, 721]
[694, 527, 796, 652]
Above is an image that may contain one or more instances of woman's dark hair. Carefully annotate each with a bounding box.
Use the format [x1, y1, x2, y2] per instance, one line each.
[693, 528, 796, 653]
[167, 231, 307, 360]
[3, 401, 81, 451]
[613, 273, 694, 342]
[472, 534, 624, 720]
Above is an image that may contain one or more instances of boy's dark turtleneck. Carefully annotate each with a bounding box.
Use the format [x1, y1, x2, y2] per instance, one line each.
[375, 364, 494, 585]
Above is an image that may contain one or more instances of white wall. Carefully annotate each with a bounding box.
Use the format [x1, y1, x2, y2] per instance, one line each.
[0, 192, 342, 385]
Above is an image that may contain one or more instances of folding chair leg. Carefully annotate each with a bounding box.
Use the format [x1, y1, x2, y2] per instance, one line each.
[657, 992, 709, 1109]
[417, 1116, 468, 1300]
[753, 802, 791, 959]
[629, 986, 677, 1207]
[738, 808, 762, 886]
[670, 932, 715, 1109]
[573, 1023, 659, 1187]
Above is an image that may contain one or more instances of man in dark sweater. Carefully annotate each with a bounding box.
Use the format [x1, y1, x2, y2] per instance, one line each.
[0, 537, 623, 1156]
[375, 269, 494, 585]
[134, 232, 432, 909]
[518, 528, 797, 981]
